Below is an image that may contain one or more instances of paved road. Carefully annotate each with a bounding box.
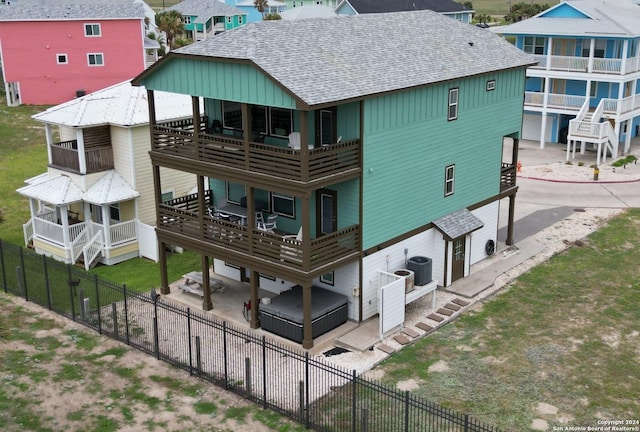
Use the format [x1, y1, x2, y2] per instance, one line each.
[497, 140, 640, 244]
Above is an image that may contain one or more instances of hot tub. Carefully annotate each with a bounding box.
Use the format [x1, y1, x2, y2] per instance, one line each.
[259, 285, 348, 343]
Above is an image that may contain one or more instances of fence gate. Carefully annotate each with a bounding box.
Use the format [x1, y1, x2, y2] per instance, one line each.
[377, 270, 405, 339]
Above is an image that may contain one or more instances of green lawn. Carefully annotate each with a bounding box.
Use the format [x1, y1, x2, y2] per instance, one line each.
[374, 209, 640, 430]
[0, 101, 51, 245]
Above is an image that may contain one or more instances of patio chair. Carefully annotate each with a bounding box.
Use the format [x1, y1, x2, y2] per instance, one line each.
[288, 132, 301, 150]
[257, 214, 278, 233]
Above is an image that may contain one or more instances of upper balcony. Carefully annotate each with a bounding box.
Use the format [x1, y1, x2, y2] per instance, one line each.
[151, 118, 361, 185]
[530, 54, 640, 76]
[50, 139, 114, 174]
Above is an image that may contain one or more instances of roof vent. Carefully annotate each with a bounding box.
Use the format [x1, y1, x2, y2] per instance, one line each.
[468, 42, 474, 47]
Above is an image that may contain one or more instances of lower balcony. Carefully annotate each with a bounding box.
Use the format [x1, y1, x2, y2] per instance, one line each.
[157, 204, 360, 275]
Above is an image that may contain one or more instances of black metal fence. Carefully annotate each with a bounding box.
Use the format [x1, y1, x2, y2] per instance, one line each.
[0, 239, 504, 432]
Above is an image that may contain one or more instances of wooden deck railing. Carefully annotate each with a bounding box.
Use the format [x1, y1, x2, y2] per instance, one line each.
[157, 204, 360, 273]
[50, 140, 114, 174]
[152, 124, 361, 182]
[500, 163, 516, 192]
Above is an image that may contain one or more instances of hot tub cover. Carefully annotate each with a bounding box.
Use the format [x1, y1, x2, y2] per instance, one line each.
[259, 285, 348, 324]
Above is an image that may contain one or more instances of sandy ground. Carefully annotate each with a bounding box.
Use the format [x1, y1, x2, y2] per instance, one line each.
[0, 294, 301, 432]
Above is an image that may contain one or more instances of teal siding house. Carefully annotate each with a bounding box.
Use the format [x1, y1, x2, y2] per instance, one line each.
[133, 10, 533, 348]
[166, 0, 246, 41]
[495, 0, 640, 165]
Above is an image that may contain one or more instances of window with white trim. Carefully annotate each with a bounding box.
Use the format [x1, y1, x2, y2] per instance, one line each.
[57, 54, 68, 64]
[227, 16, 232, 24]
[84, 23, 101, 37]
[523, 36, 545, 54]
[448, 88, 459, 121]
[238, 16, 243, 24]
[271, 192, 295, 218]
[184, 16, 191, 24]
[445, 164, 455, 196]
[87, 53, 104, 66]
[486, 80, 496, 91]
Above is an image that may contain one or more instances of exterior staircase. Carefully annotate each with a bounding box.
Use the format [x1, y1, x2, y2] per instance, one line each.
[567, 99, 619, 166]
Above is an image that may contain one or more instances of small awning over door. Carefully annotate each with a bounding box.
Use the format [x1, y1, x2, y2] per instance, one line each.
[432, 208, 484, 241]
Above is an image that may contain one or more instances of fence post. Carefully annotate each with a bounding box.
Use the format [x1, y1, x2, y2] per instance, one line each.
[195, 335, 202, 376]
[298, 380, 305, 420]
[223, 321, 229, 388]
[187, 308, 193, 376]
[305, 351, 310, 428]
[245, 357, 252, 398]
[68, 266, 76, 321]
[153, 294, 160, 360]
[464, 414, 469, 432]
[262, 336, 267, 409]
[352, 369, 357, 432]
[404, 390, 410, 432]
[361, 408, 368, 432]
[94, 275, 102, 334]
[0, 239, 7, 293]
[112, 303, 119, 338]
[123, 284, 130, 345]
[78, 287, 85, 320]
[42, 255, 52, 310]
[19, 247, 28, 301]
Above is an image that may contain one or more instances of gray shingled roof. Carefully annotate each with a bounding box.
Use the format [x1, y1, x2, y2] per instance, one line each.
[173, 10, 535, 107]
[344, 0, 471, 14]
[494, 0, 640, 37]
[0, 1, 144, 20]
[167, 0, 244, 24]
[432, 208, 484, 240]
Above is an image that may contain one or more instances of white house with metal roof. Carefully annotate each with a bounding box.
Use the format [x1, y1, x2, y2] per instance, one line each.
[18, 81, 200, 269]
[494, 0, 640, 165]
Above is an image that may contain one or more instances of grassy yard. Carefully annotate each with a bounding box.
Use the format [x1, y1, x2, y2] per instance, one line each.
[0, 101, 51, 245]
[374, 209, 640, 430]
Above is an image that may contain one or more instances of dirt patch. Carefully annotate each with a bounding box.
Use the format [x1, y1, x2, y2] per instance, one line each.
[0, 294, 301, 432]
[396, 378, 420, 391]
[427, 360, 450, 373]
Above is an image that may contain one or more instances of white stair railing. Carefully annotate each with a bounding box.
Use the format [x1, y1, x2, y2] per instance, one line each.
[575, 98, 590, 122]
[23, 219, 34, 245]
[82, 231, 104, 271]
[605, 123, 618, 162]
[70, 227, 89, 264]
[592, 99, 605, 123]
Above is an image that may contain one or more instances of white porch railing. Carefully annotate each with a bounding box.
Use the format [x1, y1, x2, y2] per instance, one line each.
[108, 220, 137, 246]
[601, 94, 640, 117]
[524, 92, 587, 111]
[83, 231, 104, 271]
[32, 218, 66, 246]
[531, 54, 640, 75]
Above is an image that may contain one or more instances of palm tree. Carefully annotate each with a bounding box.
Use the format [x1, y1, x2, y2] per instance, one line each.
[254, 0, 268, 18]
[155, 10, 185, 50]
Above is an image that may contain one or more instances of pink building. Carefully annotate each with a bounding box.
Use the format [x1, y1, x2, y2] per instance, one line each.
[0, 1, 148, 106]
